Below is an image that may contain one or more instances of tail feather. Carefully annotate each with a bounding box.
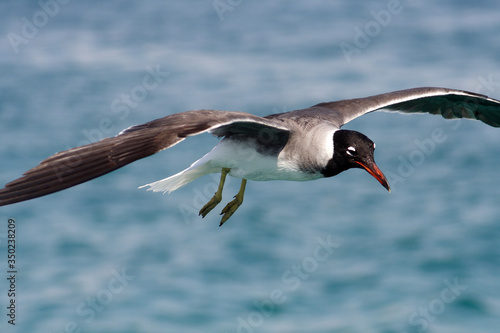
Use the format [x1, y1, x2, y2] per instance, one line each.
[139, 164, 215, 194]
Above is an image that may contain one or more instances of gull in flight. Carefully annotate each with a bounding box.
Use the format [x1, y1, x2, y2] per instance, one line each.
[1, 87, 499, 225]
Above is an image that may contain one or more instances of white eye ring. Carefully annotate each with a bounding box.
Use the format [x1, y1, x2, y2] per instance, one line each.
[347, 146, 356, 156]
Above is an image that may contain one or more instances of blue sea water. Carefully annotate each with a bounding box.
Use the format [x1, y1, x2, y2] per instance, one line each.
[1, 0, 500, 332]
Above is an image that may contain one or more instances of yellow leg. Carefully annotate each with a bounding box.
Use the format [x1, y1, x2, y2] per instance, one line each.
[219, 179, 247, 226]
[199, 168, 230, 218]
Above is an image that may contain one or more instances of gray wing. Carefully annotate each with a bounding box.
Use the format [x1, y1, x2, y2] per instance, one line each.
[321, 87, 500, 127]
[0, 110, 289, 206]
[271, 87, 500, 128]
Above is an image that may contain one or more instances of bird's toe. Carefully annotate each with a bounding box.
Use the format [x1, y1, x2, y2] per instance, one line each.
[219, 196, 243, 226]
[199, 195, 222, 218]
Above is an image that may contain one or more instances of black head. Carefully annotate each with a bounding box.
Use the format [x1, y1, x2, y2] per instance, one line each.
[323, 129, 390, 191]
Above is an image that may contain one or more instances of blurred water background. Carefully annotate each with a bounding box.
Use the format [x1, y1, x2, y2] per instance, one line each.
[1, 1, 500, 332]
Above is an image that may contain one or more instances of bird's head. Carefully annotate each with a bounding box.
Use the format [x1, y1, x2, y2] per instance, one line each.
[324, 129, 390, 192]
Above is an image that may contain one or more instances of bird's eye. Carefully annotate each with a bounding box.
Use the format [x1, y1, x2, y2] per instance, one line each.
[346, 146, 356, 156]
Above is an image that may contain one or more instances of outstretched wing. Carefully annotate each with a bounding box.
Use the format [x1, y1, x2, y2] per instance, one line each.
[0, 110, 289, 206]
[322, 87, 500, 127]
[272, 87, 500, 128]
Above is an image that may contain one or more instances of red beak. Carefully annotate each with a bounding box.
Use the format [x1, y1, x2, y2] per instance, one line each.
[355, 160, 391, 192]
